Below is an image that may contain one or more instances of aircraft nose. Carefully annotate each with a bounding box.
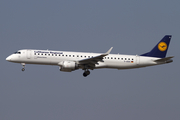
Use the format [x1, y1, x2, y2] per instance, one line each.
[6, 56, 11, 61]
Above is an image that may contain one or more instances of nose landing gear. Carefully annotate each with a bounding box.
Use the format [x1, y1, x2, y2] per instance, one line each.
[21, 63, 25, 71]
[83, 70, 90, 77]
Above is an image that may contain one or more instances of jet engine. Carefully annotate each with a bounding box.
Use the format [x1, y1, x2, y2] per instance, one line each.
[58, 61, 78, 72]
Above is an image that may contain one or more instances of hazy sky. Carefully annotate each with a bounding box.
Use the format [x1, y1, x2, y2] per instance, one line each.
[1, 0, 180, 120]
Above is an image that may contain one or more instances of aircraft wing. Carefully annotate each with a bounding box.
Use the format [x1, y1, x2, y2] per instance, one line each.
[77, 47, 113, 68]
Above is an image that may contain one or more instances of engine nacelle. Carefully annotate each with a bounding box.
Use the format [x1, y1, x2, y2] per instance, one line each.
[58, 61, 78, 72]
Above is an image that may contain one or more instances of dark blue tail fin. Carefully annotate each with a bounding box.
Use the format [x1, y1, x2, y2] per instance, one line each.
[141, 35, 172, 58]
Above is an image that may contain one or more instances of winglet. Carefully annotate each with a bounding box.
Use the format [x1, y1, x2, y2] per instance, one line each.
[105, 47, 113, 55]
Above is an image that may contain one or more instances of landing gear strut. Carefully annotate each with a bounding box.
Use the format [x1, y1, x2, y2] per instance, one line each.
[83, 70, 90, 77]
[21, 63, 25, 71]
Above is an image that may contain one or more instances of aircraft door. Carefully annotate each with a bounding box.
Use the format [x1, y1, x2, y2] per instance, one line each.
[26, 50, 31, 59]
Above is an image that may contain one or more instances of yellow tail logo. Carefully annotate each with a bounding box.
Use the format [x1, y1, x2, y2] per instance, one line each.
[158, 42, 167, 51]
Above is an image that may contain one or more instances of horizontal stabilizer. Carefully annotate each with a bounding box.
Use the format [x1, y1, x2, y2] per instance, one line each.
[154, 56, 174, 63]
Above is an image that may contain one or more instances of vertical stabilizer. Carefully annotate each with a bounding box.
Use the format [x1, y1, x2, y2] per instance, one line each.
[141, 35, 172, 58]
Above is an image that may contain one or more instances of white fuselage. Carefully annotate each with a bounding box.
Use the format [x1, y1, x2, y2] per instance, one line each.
[6, 35, 173, 77]
[6, 49, 163, 70]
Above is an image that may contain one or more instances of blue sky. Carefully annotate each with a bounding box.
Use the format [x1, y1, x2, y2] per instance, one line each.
[1, 0, 180, 120]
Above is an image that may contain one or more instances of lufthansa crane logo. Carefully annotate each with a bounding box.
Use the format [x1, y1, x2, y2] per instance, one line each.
[158, 42, 167, 51]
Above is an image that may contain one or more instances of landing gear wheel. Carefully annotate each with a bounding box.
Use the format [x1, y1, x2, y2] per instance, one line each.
[21, 63, 25, 72]
[83, 70, 90, 77]
[83, 72, 88, 77]
[85, 70, 90, 75]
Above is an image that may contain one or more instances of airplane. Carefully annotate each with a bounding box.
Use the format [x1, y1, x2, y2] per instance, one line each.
[6, 35, 173, 77]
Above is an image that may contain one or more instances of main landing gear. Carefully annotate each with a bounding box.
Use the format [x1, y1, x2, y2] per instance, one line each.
[21, 63, 25, 71]
[83, 70, 90, 77]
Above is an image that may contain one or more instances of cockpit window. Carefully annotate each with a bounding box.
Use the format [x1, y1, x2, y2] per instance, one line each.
[14, 51, 21, 54]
